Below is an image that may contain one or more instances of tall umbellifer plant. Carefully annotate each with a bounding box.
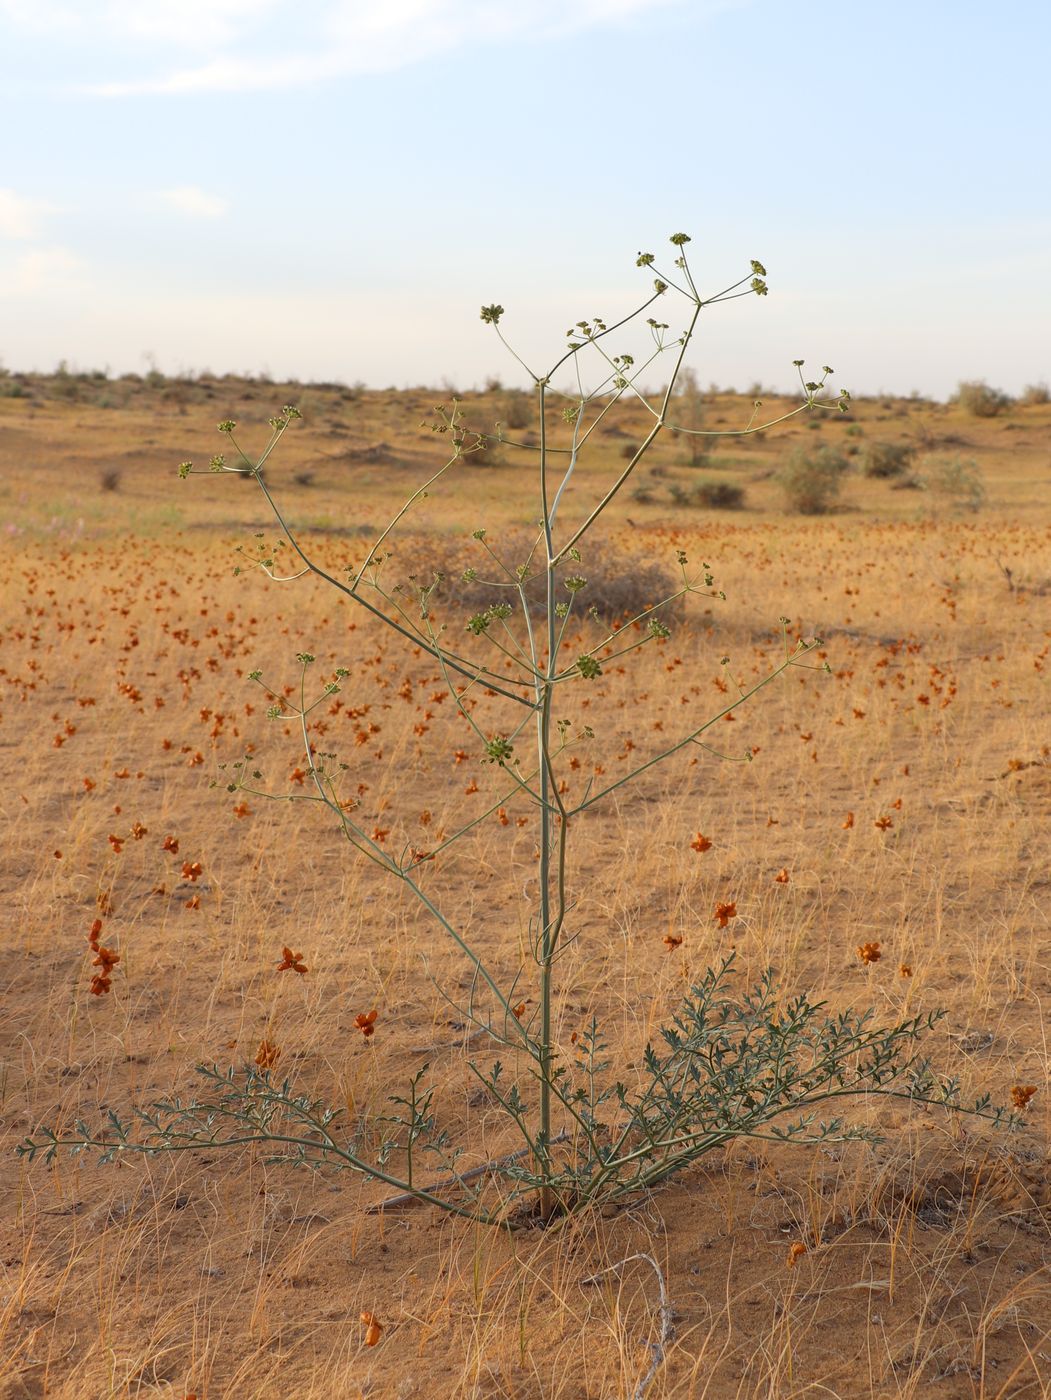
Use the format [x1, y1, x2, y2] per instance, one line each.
[21, 237, 1013, 1225]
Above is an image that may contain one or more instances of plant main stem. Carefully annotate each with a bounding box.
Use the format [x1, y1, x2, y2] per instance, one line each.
[537, 378, 555, 1221]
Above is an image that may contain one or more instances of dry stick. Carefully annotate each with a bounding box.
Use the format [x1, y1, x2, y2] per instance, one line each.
[581, 1253, 675, 1400]
[363, 1130, 571, 1213]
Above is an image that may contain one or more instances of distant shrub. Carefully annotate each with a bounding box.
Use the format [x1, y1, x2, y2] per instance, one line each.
[692, 480, 746, 509]
[1020, 381, 1050, 405]
[920, 455, 987, 512]
[161, 383, 192, 409]
[668, 479, 746, 509]
[99, 468, 122, 492]
[777, 445, 849, 514]
[400, 528, 679, 626]
[954, 380, 1011, 417]
[355, 441, 396, 464]
[466, 434, 502, 468]
[51, 363, 81, 402]
[672, 367, 709, 466]
[497, 390, 532, 429]
[844, 423, 864, 438]
[858, 440, 913, 478]
[536, 532, 678, 621]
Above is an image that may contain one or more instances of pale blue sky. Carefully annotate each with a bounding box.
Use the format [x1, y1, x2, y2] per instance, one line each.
[1, 0, 1048, 396]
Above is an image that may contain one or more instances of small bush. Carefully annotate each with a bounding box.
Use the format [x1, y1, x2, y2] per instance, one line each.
[521, 531, 678, 622]
[496, 390, 532, 430]
[682, 480, 746, 509]
[355, 441, 396, 464]
[467, 434, 502, 468]
[1020, 381, 1050, 406]
[99, 469, 122, 492]
[955, 380, 1011, 417]
[397, 529, 679, 625]
[858, 440, 913, 478]
[777, 445, 849, 514]
[920, 455, 987, 512]
[672, 367, 709, 466]
[50, 363, 81, 402]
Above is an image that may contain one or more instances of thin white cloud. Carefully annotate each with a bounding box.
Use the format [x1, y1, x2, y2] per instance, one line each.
[0, 0, 280, 46]
[0, 188, 57, 240]
[106, 0, 282, 47]
[30, 0, 722, 97]
[0, 245, 83, 296]
[155, 186, 230, 219]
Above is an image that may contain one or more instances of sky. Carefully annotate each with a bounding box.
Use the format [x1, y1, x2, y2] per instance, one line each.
[1, 0, 1049, 397]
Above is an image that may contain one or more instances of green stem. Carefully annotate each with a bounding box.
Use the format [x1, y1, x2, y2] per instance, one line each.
[45, 1129, 495, 1224]
[537, 377, 556, 1222]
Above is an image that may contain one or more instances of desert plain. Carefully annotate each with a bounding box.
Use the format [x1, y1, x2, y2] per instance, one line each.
[0, 367, 1049, 1398]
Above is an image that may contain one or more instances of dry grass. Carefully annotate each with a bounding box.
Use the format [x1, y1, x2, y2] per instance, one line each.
[0, 378, 1049, 1398]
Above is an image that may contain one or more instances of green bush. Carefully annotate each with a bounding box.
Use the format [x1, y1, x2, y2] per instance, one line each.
[858, 440, 913, 478]
[920, 455, 987, 512]
[777, 445, 849, 514]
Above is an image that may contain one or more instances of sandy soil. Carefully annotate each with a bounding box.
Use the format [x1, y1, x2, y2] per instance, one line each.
[0, 375, 1048, 1398]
